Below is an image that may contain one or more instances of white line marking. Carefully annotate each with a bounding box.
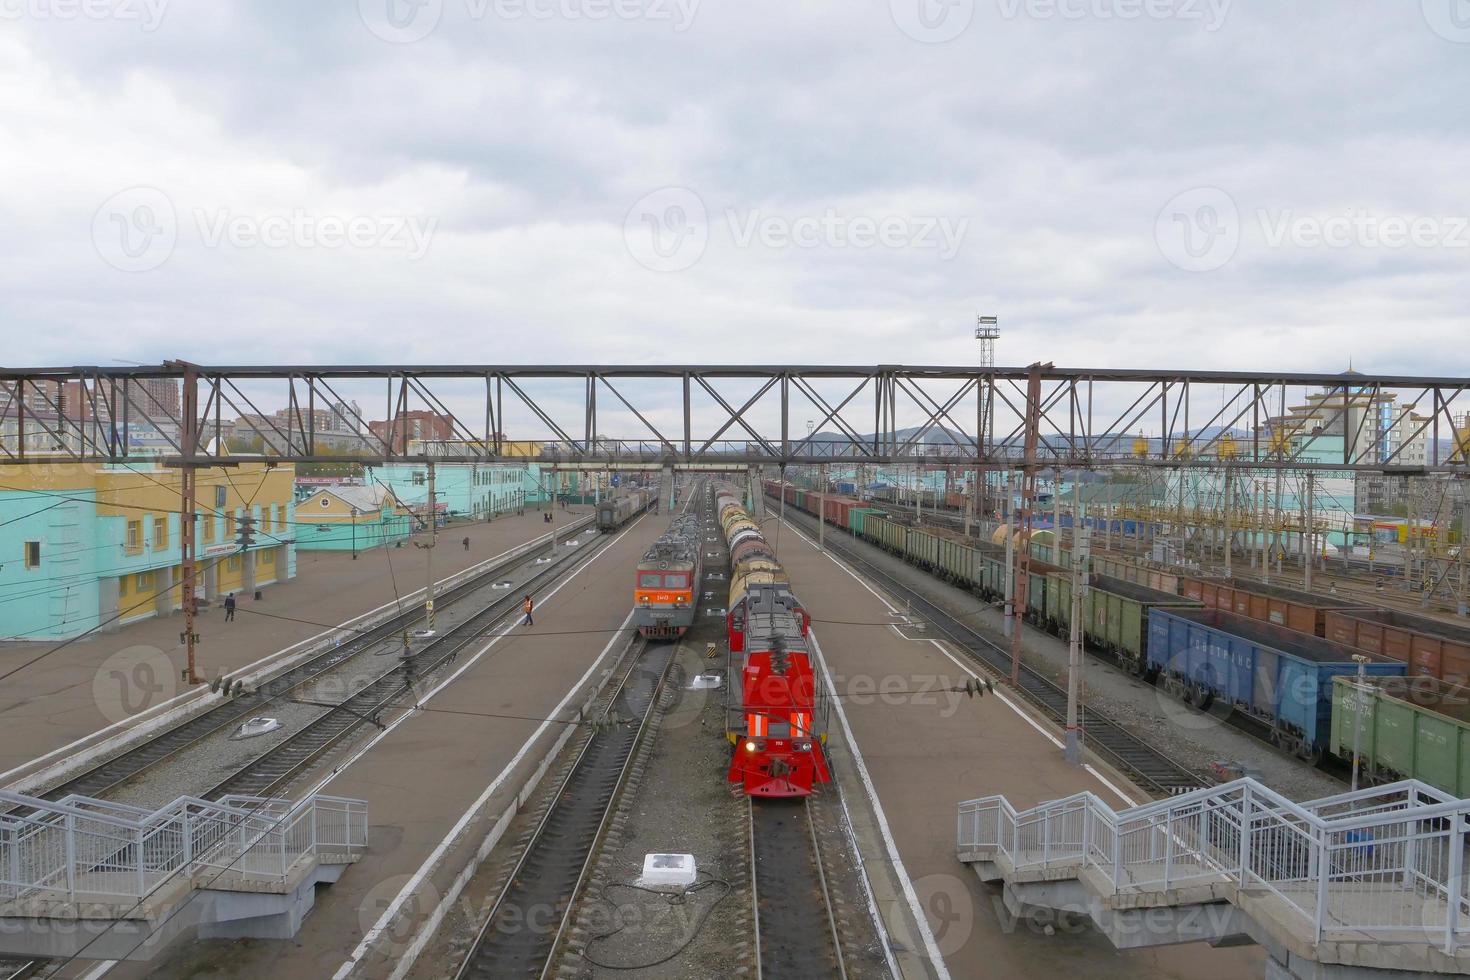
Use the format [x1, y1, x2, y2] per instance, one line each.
[81, 517, 636, 980]
[808, 628, 952, 980]
[0, 522, 586, 787]
[778, 518, 1136, 805]
[329, 521, 643, 979]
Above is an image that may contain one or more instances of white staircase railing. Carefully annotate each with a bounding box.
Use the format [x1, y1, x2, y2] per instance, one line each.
[0, 790, 367, 908]
[959, 777, 1469, 954]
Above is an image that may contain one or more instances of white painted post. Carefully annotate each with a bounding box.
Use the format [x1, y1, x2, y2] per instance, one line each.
[64, 813, 76, 902]
[1239, 785, 1252, 883]
[136, 827, 146, 896]
[1163, 811, 1173, 890]
[1445, 822, 1463, 953]
[1314, 829, 1331, 944]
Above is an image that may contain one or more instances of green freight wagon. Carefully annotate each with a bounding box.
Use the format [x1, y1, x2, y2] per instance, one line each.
[1043, 573, 1205, 674]
[908, 528, 941, 572]
[1330, 676, 1470, 797]
[848, 507, 885, 539]
[867, 515, 907, 555]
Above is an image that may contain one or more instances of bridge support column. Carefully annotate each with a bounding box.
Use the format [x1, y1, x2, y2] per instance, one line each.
[747, 466, 765, 520]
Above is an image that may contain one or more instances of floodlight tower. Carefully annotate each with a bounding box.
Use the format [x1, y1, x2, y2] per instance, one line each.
[972, 315, 1000, 534]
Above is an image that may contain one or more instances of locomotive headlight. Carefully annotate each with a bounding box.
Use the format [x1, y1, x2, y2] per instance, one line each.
[744, 740, 757, 752]
[793, 740, 811, 752]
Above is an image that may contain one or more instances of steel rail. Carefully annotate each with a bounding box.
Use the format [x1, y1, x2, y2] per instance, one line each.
[775, 502, 1204, 796]
[453, 635, 673, 980]
[748, 798, 847, 980]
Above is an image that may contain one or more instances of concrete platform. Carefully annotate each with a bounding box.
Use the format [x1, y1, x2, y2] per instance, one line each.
[0, 508, 591, 779]
[768, 515, 1265, 980]
[97, 511, 668, 979]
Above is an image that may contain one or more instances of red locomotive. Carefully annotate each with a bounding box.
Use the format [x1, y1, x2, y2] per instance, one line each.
[716, 486, 830, 797]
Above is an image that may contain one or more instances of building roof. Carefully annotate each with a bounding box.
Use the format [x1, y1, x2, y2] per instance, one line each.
[309, 485, 399, 512]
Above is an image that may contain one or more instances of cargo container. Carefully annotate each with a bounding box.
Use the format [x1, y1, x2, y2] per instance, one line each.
[1042, 573, 1204, 674]
[1329, 676, 1470, 797]
[1178, 576, 1373, 637]
[1094, 554, 1185, 597]
[1322, 609, 1470, 686]
[1147, 607, 1406, 760]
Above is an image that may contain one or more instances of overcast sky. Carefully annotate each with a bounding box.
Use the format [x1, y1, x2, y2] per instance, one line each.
[2, 1, 1468, 378]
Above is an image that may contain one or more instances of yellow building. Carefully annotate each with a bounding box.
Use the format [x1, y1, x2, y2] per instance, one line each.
[0, 458, 296, 638]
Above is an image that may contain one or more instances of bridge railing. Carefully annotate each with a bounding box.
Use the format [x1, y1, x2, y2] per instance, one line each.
[0, 790, 368, 907]
[958, 777, 1468, 953]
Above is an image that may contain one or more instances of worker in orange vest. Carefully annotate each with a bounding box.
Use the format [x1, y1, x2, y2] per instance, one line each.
[521, 594, 534, 626]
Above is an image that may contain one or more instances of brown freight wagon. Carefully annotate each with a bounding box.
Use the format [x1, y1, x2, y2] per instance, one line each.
[1323, 608, 1470, 686]
[1179, 576, 1374, 637]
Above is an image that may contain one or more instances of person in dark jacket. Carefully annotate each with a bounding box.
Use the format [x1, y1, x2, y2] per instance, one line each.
[224, 593, 236, 622]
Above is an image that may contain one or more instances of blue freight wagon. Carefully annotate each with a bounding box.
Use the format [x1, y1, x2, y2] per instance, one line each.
[1147, 607, 1406, 762]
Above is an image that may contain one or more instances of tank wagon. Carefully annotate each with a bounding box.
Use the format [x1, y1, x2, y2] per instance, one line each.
[715, 485, 828, 797]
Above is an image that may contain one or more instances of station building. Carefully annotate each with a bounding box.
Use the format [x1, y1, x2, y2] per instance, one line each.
[294, 485, 412, 552]
[366, 461, 552, 521]
[0, 459, 296, 640]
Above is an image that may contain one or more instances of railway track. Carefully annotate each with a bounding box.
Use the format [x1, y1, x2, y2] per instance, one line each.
[200, 526, 611, 800]
[454, 636, 674, 980]
[5, 521, 594, 815]
[775, 504, 1205, 796]
[748, 798, 846, 980]
[0, 959, 36, 980]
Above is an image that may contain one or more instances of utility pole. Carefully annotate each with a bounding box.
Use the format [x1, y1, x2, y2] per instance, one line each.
[1350, 654, 1370, 792]
[1010, 362, 1048, 686]
[1223, 464, 1234, 578]
[166, 360, 203, 686]
[818, 464, 826, 553]
[1003, 470, 1014, 639]
[1065, 481, 1089, 763]
[1304, 472, 1315, 592]
[422, 462, 438, 634]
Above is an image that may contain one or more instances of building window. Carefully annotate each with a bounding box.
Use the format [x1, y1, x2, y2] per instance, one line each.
[118, 575, 128, 597]
[412, 471, 426, 486]
[262, 549, 275, 565]
[203, 516, 215, 542]
[135, 571, 153, 591]
[227, 555, 241, 571]
[320, 497, 331, 508]
[226, 514, 237, 539]
[24, 541, 40, 569]
[215, 486, 226, 508]
[126, 520, 142, 551]
[153, 517, 168, 549]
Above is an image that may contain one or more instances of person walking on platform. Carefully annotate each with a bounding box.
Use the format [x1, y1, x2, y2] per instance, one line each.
[224, 593, 236, 622]
[462, 535, 470, 551]
[521, 594, 535, 626]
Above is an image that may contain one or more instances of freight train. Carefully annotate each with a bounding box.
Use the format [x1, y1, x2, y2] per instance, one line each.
[633, 513, 702, 639]
[716, 484, 830, 797]
[596, 489, 656, 531]
[763, 481, 1470, 779]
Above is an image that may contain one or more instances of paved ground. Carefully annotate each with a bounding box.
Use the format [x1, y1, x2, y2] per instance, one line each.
[92, 510, 665, 980]
[769, 516, 1265, 980]
[0, 507, 589, 777]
